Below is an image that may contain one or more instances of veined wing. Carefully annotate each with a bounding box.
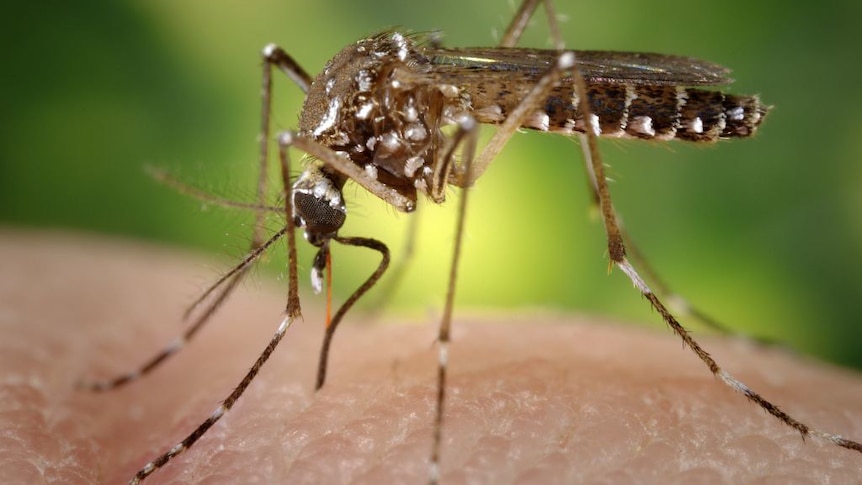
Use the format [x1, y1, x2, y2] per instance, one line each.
[427, 47, 733, 86]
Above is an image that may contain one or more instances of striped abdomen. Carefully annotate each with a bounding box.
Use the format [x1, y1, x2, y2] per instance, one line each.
[471, 83, 768, 143]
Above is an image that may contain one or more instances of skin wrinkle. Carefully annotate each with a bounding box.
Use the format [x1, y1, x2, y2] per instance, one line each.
[1, 230, 861, 485]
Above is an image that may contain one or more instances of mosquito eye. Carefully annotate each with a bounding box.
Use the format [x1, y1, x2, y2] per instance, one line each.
[294, 192, 346, 238]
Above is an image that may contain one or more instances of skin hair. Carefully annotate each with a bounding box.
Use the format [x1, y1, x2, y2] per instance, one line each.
[1, 230, 860, 484]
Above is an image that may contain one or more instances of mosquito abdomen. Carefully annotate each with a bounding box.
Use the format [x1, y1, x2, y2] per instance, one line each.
[471, 81, 768, 143]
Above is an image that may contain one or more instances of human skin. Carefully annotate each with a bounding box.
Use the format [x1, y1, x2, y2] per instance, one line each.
[1, 230, 860, 485]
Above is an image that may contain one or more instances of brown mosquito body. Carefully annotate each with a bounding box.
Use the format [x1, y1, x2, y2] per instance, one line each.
[79, 1, 860, 483]
[294, 32, 767, 221]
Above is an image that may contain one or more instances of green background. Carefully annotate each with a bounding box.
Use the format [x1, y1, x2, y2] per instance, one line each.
[2, 1, 861, 369]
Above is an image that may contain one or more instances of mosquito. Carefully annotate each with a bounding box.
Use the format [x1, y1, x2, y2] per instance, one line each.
[80, 0, 862, 483]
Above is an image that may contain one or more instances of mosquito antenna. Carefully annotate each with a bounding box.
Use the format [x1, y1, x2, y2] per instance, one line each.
[145, 166, 283, 214]
[314, 236, 390, 391]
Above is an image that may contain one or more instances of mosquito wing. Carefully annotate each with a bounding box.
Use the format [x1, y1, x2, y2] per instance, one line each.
[427, 47, 733, 86]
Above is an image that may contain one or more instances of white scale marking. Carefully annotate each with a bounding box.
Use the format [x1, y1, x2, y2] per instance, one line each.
[620, 84, 638, 133]
[404, 123, 428, 141]
[392, 32, 409, 61]
[364, 163, 378, 180]
[276, 315, 292, 336]
[405, 103, 419, 122]
[356, 102, 373, 120]
[475, 104, 504, 122]
[728, 106, 745, 121]
[380, 132, 401, 152]
[310, 177, 343, 208]
[311, 266, 323, 294]
[688, 117, 704, 134]
[166, 338, 185, 353]
[404, 156, 424, 177]
[715, 104, 727, 136]
[262, 43, 277, 58]
[656, 86, 688, 140]
[527, 111, 550, 131]
[439, 84, 459, 98]
[719, 370, 750, 395]
[356, 70, 373, 92]
[587, 113, 601, 136]
[629, 115, 655, 137]
[750, 98, 763, 124]
[438, 341, 449, 367]
[617, 258, 652, 295]
[313, 98, 341, 137]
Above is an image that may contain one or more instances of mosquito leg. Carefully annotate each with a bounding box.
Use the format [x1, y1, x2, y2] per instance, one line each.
[568, 53, 862, 455]
[171, 43, 300, 339]
[577, 136, 779, 344]
[620, 231, 739, 336]
[181, 46, 308, 333]
[454, 51, 576, 187]
[428, 114, 479, 485]
[307, 115, 481, 392]
[272, 126, 405, 392]
[618, 227, 749, 337]
[127, 313, 296, 485]
[504, 0, 751, 342]
[449, 2, 569, 187]
[80, 46, 306, 391]
[124, 43, 311, 481]
[262, 43, 313, 95]
[428, 49, 578, 484]
[129, 98, 307, 484]
[499, 0, 561, 49]
[77, 226, 287, 392]
[135, 44, 309, 352]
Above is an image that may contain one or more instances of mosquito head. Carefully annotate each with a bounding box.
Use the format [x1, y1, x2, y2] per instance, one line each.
[292, 165, 347, 247]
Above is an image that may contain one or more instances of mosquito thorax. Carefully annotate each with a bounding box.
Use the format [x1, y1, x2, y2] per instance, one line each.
[298, 32, 460, 207]
[292, 165, 346, 246]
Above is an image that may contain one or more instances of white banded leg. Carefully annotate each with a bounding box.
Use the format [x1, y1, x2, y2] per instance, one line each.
[80, 44, 309, 393]
[577, 134, 766, 341]
[568, 49, 862, 455]
[430, 4, 572, 481]
[430, 114, 479, 485]
[431, 47, 576, 485]
[78, 226, 287, 392]
[128, 314, 296, 485]
[129, 105, 307, 483]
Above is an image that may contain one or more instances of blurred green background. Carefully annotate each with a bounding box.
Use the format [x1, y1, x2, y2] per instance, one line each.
[2, 1, 861, 369]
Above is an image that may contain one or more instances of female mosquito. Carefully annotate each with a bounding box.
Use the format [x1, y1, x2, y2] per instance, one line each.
[80, 1, 860, 483]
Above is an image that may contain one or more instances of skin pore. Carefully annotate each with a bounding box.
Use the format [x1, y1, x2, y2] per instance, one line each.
[1, 230, 860, 484]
